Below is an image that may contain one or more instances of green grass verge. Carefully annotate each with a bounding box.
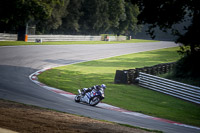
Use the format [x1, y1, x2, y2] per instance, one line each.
[38, 47, 200, 127]
[159, 72, 200, 87]
[0, 39, 158, 46]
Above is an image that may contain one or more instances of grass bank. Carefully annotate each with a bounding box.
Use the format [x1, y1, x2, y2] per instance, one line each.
[38, 47, 200, 126]
[159, 72, 200, 87]
[0, 99, 159, 133]
[0, 39, 158, 46]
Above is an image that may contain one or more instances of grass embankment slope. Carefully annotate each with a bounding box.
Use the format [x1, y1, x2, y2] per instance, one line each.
[38, 46, 200, 127]
[0, 39, 158, 46]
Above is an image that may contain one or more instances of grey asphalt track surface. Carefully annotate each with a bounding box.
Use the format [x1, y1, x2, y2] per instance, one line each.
[0, 42, 199, 133]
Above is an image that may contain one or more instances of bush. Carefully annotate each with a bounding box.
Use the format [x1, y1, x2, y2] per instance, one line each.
[173, 52, 200, 78]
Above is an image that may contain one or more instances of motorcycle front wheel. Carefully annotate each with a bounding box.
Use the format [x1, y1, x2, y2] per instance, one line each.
[89, 96, 101, 106]
[74, 95, 81, 103]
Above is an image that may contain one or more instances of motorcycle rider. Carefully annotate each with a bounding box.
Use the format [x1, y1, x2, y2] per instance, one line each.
[81, 84, 106, 96]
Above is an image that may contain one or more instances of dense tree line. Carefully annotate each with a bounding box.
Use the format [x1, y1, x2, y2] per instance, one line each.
[0, 0, 140, 35]
[0, 0, 65, 33]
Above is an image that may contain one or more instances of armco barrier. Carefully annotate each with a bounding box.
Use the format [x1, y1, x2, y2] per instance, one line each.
[138, 72, 200, 104]
[0, 33, 17, 41]
[27, 35, 102, 42]
[108, 36, 126, 41]
[0, 33, 127, 42]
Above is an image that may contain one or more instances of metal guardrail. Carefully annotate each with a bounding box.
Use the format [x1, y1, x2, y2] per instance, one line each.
[27, 35, 102, 42]
[0, 33, 127, 42]
[108, 36, 126, 41]
[0, 33, 17, 41]
[138, 72, 200, 104]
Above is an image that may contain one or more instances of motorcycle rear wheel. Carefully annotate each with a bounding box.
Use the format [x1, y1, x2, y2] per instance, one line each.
[89, 96, 101, 106]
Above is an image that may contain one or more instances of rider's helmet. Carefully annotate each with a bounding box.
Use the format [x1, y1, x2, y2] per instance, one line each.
[101, 84, 106, 89]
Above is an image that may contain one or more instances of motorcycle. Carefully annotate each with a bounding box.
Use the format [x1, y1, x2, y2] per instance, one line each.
[74, 88, 105, 106]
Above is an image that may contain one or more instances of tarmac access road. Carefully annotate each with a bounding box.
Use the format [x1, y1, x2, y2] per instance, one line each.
[0, 42, 199, 133]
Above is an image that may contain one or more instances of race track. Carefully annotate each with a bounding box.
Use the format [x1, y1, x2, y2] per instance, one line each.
[0, 42, 199, 133]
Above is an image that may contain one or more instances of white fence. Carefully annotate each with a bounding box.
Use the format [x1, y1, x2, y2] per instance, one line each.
[27, 35, 102, 42]
[138, 72, 200, 104]
[0, 33, 17, 41]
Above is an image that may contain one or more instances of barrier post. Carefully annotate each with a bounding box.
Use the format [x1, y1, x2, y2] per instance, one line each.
[25, 34, 28, 42]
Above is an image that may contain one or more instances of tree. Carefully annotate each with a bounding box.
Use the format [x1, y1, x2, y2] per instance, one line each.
[91, 0, 110, 34]
[108, 0, 126, 35]
[131, 0, 199, 54]
[78, 0, 110, 35]
[37, 0, 70, 34]
[0, 0, 67, 33]
[131, 0, 200, 78]
[57, 0, 83, 34]
[56, 0, 140, 35]
[176, 0, 200, 55]
[118, 1, 140, 35]
[0, 0, 141, 36]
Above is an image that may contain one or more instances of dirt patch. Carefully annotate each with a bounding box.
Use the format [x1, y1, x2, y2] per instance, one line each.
[0, 100, 156, 133]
